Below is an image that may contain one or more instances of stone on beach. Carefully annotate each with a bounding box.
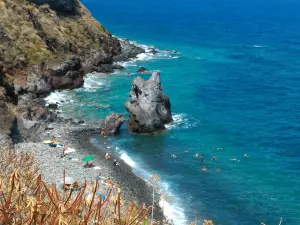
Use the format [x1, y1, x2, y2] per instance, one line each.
[124, 71, 172, 133]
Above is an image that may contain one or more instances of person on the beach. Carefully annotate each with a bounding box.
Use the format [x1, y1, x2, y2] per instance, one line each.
[105, 153, 111, 160]
[61, 144, 68, 158]
[113, 159, 120, 166]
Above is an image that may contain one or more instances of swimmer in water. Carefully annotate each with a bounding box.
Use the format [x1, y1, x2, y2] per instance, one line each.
[215, 146, 223, 151]
[244, 154, 249, 157]
[201, 154, 204, 164]
[184, 149, 188, 153]
[202, 167, 207, 171]
[231, 157, 239, 162]
[170, 154, 177, 159]
[216, 168, 221, 172]
[195, 153, 199, 157]
[211, 156, 217, 160]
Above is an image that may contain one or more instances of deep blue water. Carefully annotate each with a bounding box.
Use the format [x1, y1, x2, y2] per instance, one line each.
[48, 0, 300, 224]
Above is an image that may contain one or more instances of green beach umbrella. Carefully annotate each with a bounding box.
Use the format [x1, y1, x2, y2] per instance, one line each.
[82, 155, 94, 162]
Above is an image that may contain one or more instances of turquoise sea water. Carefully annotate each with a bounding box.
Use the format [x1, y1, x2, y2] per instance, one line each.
[47, 0, 300, 224]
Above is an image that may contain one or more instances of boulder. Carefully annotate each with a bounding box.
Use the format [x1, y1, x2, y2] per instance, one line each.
[101, 113, 125, 136]
[124, 72, 172, 133]
[48, 56, 84, 90]
[138, 67, 148, 73]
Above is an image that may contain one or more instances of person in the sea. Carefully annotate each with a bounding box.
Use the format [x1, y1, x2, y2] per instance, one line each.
[231, 157, 239, 162]
[195, 153, 199, 157]
[201, 154, 204, 164]
[244, 153, 249, 157]
[216, 168, 221, 172]
[215, 146, 223, 151]
[170, 154, 177, 159]
[202, 167, 207, 171]
[211, 156, 217, 161]
[184, 149, 188, 153]
[100, 128, 105, 136]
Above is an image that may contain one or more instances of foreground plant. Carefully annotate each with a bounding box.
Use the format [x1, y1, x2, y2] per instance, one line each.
[0, 149, 150, 224]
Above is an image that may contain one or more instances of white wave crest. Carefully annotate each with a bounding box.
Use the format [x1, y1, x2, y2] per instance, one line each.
[115, 37, 180, 67]
[120, 152, 136, 167]
[45, 90, 71, 105]
[114, 147, 188, 225]
[166, 114, 200, 130]
[253, 44, 267, 48]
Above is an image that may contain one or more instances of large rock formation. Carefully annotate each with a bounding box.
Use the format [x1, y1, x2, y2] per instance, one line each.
[101, 113, 125, 136]
[125, 72, 172, 133]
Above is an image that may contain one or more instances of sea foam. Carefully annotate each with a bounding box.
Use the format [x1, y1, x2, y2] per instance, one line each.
[166, 114, 200, 130]
[117, 147, 188, 225]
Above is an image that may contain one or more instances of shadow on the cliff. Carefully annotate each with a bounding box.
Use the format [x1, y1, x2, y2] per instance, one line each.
[10, 118, 23, 144]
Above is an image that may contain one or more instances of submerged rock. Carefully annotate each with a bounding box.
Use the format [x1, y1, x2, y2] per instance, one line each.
[138, 67, 148, 73]
[124, 71, 172, 133]
[101, 113, 125, 136]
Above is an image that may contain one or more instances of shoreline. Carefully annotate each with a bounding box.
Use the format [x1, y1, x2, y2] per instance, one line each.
[15, 120, 164, 221]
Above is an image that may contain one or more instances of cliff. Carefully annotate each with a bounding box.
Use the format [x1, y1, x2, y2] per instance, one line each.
[0, 0, 121, 96]
[0, 0, 143, 146]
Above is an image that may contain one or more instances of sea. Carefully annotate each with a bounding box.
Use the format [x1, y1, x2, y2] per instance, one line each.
[46, 0, 300, 224]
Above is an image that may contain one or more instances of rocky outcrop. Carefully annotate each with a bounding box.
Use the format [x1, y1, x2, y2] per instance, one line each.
[101, 113, 125, 136]
[124, 72, 172, 133]
[138, 67, 148, 73]
[29, 0, 76, 13]
[113, 39, 145, 62]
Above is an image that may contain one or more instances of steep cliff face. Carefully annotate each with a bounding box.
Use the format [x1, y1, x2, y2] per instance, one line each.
[0, 0, 123, 144]
[0, 0, 121, 96]
[30, 0, 76, 12]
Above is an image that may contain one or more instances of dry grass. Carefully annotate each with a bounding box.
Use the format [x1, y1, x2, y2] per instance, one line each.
[0, 149, 150, 224]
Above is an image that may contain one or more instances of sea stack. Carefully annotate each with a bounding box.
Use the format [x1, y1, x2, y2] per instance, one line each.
[125, 71, 172, 133]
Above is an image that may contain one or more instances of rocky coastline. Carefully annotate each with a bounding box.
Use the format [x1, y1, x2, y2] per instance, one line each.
[0, 0, 168, 222]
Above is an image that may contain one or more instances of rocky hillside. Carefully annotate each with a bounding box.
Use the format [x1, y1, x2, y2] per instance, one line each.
[0, 0, 123, 95]
[0, 0, 144, 146]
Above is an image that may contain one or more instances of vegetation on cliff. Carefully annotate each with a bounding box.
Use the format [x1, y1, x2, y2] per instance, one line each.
[0, 0, 120, 91]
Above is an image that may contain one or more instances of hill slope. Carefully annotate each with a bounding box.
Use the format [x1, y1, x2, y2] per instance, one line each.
[0, 0, 121, 95]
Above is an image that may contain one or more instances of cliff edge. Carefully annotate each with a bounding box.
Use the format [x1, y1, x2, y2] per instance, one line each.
[0, 0, 121, 96]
